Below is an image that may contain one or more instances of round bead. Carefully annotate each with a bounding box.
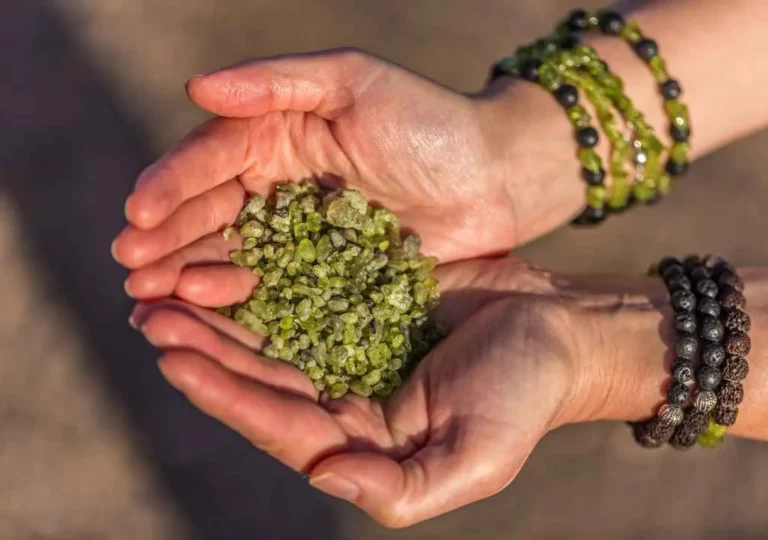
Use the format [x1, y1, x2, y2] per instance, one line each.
[675, 335, 699, 360]
[693, 390, 718, 413]
[700, 316, 725, 342]
[685, 410, 711, 435]
[558, 34, 580, 49]
[671, 290, 696, 312]
[717, 382, 744, 408]
[701, 343, 726, 367]
[647, 418, 675, 442]
[571, 205, 606, 226]
[566, 9, 590, 30]
[577, 127, 599, 148]
[669, 426, 697, 450]
[635, 38, 659, 61]
[667, 274, 692, 293]
[695, 279, 719, 299]
[712, 406, 738, 426]
[717, 271, 744, 292]
[723, 356, 749, 382]
[520, 59, 542, 82]
[632, 421, 663, 448]
[709, 259, 734, 278]
[674, 312, 697, 334]
[661, 79, 682, 100]
[666, 381, 690, 406]
[582, 167, 605, 186]
[666, 159, 689, 176]
[724, 309, 751, 332]
[725, 330, 752, 356]
[689, 266, 711, 282]
[671, 125, 690, 142]
[658, 404, 685, 426]
[719, 286, 746, 310]
[697, 365, 722, 390]
[658, 257, 682, 275]
[598, 10, 625, 34]
[672, 360, 694, 383]
[555, 84, 579, 108]
[697, 297, 721, 318]
[662, 263, 685, 281]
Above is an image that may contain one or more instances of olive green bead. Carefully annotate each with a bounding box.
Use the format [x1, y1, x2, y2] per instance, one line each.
[620, 21, 642, 43]
[670, 142, 689, 164]
[648, 55, 668, 82]
[657, 174, 673, 194]
[633, 183, 656, 202]
[585, 185, 607, 208]
[578, 148, 602, 172]
[567, 105, 591, 128]
[537, 62, 563, 90]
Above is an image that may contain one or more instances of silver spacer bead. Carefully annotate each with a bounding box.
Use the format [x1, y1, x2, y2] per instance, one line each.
[635, 151, 648, 165]
[658, 404, 684, 426]
[693, 390, 718, 413]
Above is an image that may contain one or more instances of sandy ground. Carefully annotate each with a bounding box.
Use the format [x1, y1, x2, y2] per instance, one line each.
[2, 1, 768, 538]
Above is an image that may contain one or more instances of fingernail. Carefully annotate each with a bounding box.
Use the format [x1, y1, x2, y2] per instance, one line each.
[124, 278, 135, 298]
[111, 239, 119, 262]
[309, 473, 360, 503]
[128, 313, 138, 330]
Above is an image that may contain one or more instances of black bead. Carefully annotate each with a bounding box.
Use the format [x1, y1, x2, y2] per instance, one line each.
[671, 290, 697, 313]
[666, 159, 689, 176]
[566, 9, 590, 31]
[571, 205, 606, 226]
[697, 365, 722, 390]
[700, 316, 725, 342]
[661, 79, 682, 100]
[489, 63, 506, 82]
[666, 382, 690, 406]
[520, 59, 542, 82]
[718, 270, 744, 292]
[598, 11, 625, 35]
[645, 192, 663, 206]
[558, 34, 580, 49]
[702, 343, 726, 367]
[582, 167, 605, 186]
[666, 274, 692, 293]
[683, 255, 702, 271]
[689, 266, 711, 282]
[675, 335, 699, 360]
[696, 279, 719, 299]
[674, 312, 697, 334]
[670, 125, 690, 142]
[672, 360, 694, 383]
[634, 38, 659, 61]
[577, 127, 599, 148]
[661, 264, 685, 282]
[697, 297, 721, 318]
[658, 257, 683, 275]
[555, 84, 579, 108]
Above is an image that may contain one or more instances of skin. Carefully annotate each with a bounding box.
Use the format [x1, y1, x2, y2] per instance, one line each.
[112, 0, 768, 529]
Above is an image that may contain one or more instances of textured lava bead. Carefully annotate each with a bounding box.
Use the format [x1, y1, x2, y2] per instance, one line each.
[719, 286, 746, 310]
[717, 271, 744, 292]
[658, 404, 685, 426]
[724, 309, 751, 332]
[666, 382, 690, 406]
[671, 290, 696, 312]
[697, 365, 722, 391]
[722, 356, 749, 382]
[725, 331, 752, 357]
[717, 382, 744, 408]
[667, 274, 692, 292]
[672, 361, 694, 383]
[693, 390, 718, 413]
[658, 257, 682, 275]
[695, 279, 719, 299]
[632, 421, 663, 448]
[697, 297, 721, 318]
[700, 316, 725, 342]
[683, 255, 702, 272]
[647, 418, 675, 442]
[701, 343, 726, 367]
[674, 313, 697, 334]
[689, 266, 711, 282]
[712, 406, 738, 426]
[675, 335, 699, 360]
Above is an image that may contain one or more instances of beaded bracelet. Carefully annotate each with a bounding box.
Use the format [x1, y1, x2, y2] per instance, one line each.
[561, 9, 692, 177]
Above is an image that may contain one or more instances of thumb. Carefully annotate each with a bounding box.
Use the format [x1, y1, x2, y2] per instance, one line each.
[186, 48, 379, 119]
[308, 436, 527, 529]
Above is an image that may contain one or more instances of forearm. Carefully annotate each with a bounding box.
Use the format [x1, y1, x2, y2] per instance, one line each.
[477, 0, 768, 243]
[581, 268, 768, 441]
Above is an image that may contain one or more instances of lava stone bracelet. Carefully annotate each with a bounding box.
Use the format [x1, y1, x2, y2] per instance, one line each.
[561, 9, 692, 179]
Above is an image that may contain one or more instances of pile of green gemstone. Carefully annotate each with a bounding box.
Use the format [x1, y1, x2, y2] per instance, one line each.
[220, 183, 442, 399]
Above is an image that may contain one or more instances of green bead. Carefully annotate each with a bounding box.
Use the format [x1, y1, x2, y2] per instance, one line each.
[633, 183, 656, 202]
[578, 148, 602, 172]
[619, 21, 642, 43]
[567, 105, 591, 129]
[537, 63, 562, 90]
[670, 142, 689, 164]
[607, 181, 631, 210]
[585, 185, 607, 208]
[648, 55, 668, 82]
[658, 174, 672, 194]
[328, 383, 349, 399]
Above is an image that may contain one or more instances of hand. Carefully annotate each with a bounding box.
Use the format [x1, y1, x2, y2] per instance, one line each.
[130, 256, 602, 528]
[112, 47, 583, 294]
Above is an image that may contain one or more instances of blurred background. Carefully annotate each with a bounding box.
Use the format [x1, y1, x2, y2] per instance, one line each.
[2, 0, 768, 538]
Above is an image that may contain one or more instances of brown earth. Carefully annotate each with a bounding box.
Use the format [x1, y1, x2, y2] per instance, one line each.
[2, 1, 768, 538]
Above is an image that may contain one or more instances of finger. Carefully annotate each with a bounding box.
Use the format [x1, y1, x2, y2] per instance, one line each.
[186, 48, 374, 119]
[141, 307, 316, 399]
[124, 231, 254, 301]
[176, 265, 258, 307]
[130, 299, 264, 351]
[158, 350, 347, 471]
[115, 179, 245, 268]
[309, 433, 528, 529]
[125, 117, 260, 230]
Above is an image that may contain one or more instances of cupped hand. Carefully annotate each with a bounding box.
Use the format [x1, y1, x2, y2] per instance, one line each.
[112, 48, 528, 283]
[130, 256, 595, 528]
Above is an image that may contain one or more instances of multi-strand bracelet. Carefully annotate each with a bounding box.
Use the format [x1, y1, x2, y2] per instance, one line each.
[632, 255, 751, 450]
[489, 8, 691, 225]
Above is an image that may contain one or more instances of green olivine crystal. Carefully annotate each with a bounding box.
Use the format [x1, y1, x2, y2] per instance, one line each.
[670, 142, 689, 164]
[619, 21, 642, 43]
[648, 55, 668, 82]
[585, 185, 607, 208]
[224, 184, 443, 399]
[578, 148, 601, 172]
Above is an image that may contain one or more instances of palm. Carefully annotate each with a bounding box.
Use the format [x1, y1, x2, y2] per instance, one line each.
[133, 257, 574, 527]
